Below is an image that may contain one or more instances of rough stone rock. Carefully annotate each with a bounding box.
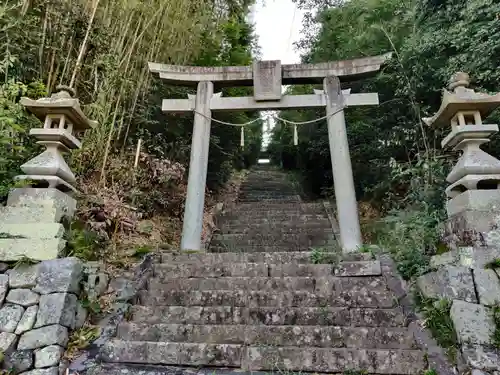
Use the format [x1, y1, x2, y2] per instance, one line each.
[34, 257, 82, 295]
[0, 303, 25, 332]
[450, 300, 495, 345]
[108, 277, 135, 301]
[35, 293, 77, 329]
[6, 288, 40, 307]
[472, 370, 489, 375]
[19, 367, 59, 375]
[459, 246, 500, 269]
[430, 251, 458, 269]
[0, 263, 9, 273]
[6, 349, 34, 372]
[84, 262, 109, 299]
[16, 305, 38, 335]
[0, 331, 17, 353]
[462, 344, 500, 371]
[0, 238, 65, 262]
[74, 303, 87, 330]
[8, 264, 39, 288]
[0, 274, 8, 305]
[35, 345, 63, 368]
[474, 269, 500, 306]
[18, 324, 69, 350]
[416, 266, 477, 303]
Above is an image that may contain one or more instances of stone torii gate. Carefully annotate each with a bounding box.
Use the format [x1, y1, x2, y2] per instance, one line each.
[149, 53, 391, 253]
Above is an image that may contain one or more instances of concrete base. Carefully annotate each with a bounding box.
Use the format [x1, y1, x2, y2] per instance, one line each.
[445, 209, 500, 247]
[0, 238, 66, 261]
[7, 188, 76, 222]
[446, 190, 500, 217]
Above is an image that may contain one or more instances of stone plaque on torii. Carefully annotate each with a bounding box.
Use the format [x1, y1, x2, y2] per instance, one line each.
[149, 53, 391, 253]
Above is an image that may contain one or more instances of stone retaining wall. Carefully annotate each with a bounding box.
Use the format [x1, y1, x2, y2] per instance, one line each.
[416, 246, 500, 374]
[0, 258, 85, 374]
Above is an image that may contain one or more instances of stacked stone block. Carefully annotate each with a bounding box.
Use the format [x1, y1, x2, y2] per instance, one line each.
[0, 258, 84, 375]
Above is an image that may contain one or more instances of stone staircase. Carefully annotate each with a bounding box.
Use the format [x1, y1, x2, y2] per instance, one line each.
[97, 165, 427, 374]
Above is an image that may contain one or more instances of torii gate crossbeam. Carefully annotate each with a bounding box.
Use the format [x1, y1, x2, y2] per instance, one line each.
[149, 54, 391, 253]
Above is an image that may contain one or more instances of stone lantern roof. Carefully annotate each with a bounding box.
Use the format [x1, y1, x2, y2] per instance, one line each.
[422, 72, 500, 128]
[20, 86, 97, 131]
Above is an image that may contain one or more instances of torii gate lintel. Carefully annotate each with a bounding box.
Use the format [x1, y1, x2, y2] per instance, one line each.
[149, 53, 392, 253]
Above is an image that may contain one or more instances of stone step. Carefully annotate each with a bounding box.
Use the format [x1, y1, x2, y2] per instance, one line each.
[116, 323, 416, 349]
[210, 234, 335, 247]
[227, 202, 324, 211]
[148, 274, 385, 293]
[129, 305, 407, 326]
[216, 214, 329, 225]
[139, 284, 395, 308]
[101, 341, 425, 373]
[216, 219, 332, 228]
[148, 277, 318, 292]
[153, 261, 380, 279]
[208, 244, 336, 253]
[160, 251, 372, 264]
[215, 224, 333, 235]
[219, 211, 328, 219]
[238, 198, 301, 203]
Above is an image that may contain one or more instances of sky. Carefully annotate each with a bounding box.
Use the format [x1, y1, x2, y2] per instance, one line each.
[250, 0, 307, 149]
[251, 0, 306, 63]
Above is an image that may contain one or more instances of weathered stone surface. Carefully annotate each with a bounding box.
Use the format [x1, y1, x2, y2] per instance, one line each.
[6, 349, 33, 372]
[462, 344, 500, 371]
[153, 262, 268, 279]
[6, 187, 76, 220]
[75, 303, 87, 330]
[129, 305, 406, 328]
[117, 322, 415, 349]
[0, 331, 17, 353]
[242, 347, 426, 373]
[269, 264, 332, 277]
[0, 223, 65, 239]
[101, 340, 243, 367]
[0, 238, 65, 261]
[430, 251, 458, 269]
[108, 277, 135, 302]
[84, 262, 109, 299]
[6, 288, 40, 306]
[334, 261, 382, 276]
[35, 345, 63, 368]
[0, 274, 8, 305]
[35, 293, 77, 329]
[474, 268, 500, 306]
[16, 305, 38, 335]
[459, 246, 500, 269]
[0, 263, 8, 272]
[34, 257, 82, 294]
[20, 367, 59, 375]
[416, 266, 477, 302]
[18, 324, 69, 350]
[450, 300, 495, 345]
[0, 303, 25, 332]
[8, 264, 39, 288]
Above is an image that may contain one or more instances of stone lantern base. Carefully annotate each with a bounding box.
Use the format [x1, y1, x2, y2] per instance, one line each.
[0, 188, 76, 261]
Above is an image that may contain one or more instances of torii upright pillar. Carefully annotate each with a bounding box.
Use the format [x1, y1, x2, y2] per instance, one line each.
[149, 53, 391, 252]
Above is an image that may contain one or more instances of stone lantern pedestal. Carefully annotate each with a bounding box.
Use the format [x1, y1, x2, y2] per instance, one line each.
[423, 73, 500, 249]
[0, 87, 95, 261]
[417, 73, 500, 372]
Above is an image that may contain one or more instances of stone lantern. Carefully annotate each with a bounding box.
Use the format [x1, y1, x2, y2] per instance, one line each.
[16, 86, 96, 193]
[0, 87, 96, 261]
[423, 72, 500, 247]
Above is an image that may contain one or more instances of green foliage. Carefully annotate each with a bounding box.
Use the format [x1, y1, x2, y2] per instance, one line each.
[65, 222, 103, 261]
[492, 304, 500, 349]
[485, 259, 500, 270]
[309, 247, 338, 264]
[0, 80, 45, 201]
[417, 296, 458, 361]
